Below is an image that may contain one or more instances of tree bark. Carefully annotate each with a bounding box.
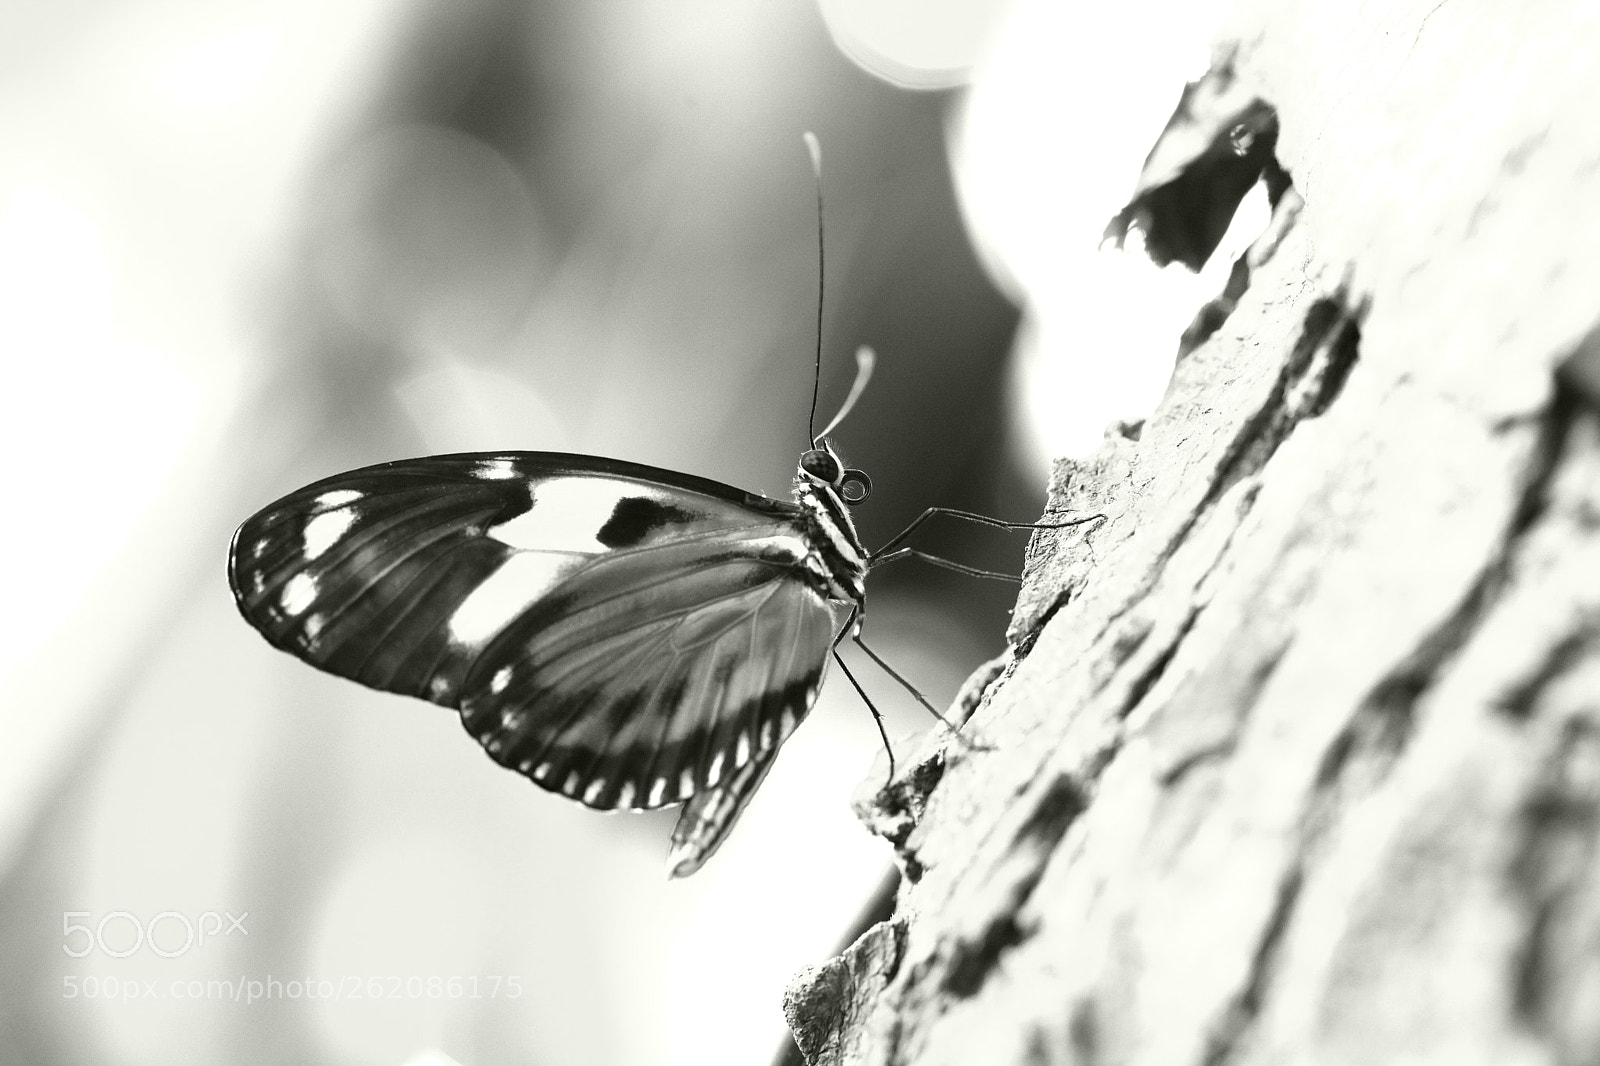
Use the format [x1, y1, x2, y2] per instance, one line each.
[783, 2, 1600, 1063]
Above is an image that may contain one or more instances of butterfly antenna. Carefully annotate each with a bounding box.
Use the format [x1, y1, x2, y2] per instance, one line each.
[803, 130, 826, 448]
[816, 346, 875, 440]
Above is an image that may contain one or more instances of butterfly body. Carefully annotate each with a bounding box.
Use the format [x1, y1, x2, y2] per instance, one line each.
[229, 444, 870, 875]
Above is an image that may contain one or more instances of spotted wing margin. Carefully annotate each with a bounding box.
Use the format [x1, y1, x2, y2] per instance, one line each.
[227, 451, 802, 702]
[459, 533, 837, 814]
[666, 741, 782, 878]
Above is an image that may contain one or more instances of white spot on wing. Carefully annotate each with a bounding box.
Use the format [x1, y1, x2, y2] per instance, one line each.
[648, 778, 667, 807]
[707, 750, 724, 787]
[533, 762, 551, 781]
[735, 731, 751, 768]
[679, 769, 694, 798]
[617, 781, 636, 808]
[448, 552, 581, 648]
[563, 771, 581, 796]
[314, 489, 363, 508]
[303, 614, 323, 641]
[583, 779, 606, 805]
[490, 666, 512, 694]
[280, 573, 317, 617]
[759, 719, 774, 751]
[473, 458, 519, 480]
[488, 477, 698, 553]
[301, 507, 356, 561]
[779, 707, 796, 738]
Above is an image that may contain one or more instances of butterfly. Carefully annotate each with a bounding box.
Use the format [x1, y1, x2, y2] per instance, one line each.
[229, 421, 892, 877]
[228, 137, 1094, 877]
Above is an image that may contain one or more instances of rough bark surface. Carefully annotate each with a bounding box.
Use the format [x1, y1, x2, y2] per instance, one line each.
[783, 3, 1600, 1064]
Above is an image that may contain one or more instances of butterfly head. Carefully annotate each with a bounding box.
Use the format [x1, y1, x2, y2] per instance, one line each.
[799, 439, 872, 505]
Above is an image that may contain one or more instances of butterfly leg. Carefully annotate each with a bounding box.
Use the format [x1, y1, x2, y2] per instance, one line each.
[869, 506, 1106, 565]
[846, 606, 988, 755]
[868, 547, 1020, 581]
[831, 605, 898, 780]
[832, 648, 896, 782]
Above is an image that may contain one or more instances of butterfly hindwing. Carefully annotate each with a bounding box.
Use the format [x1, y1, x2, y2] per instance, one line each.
[229, 450, 839, 816]
[667, 739, 784, 878]
[459, 539, 835, 810]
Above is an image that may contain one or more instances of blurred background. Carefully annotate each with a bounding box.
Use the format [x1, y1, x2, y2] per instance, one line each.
[0, 0, 1245, 1063]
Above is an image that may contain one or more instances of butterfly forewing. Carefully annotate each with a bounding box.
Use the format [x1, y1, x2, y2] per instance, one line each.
[232, 453, 799, 691]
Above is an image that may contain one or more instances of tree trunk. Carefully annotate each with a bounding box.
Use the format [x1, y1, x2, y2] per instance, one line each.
[782, 2, 1600, 1063]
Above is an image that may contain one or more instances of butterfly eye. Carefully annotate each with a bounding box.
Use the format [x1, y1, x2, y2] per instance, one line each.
[799, 448, 842, 484]
[840, 469, 872, 504]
